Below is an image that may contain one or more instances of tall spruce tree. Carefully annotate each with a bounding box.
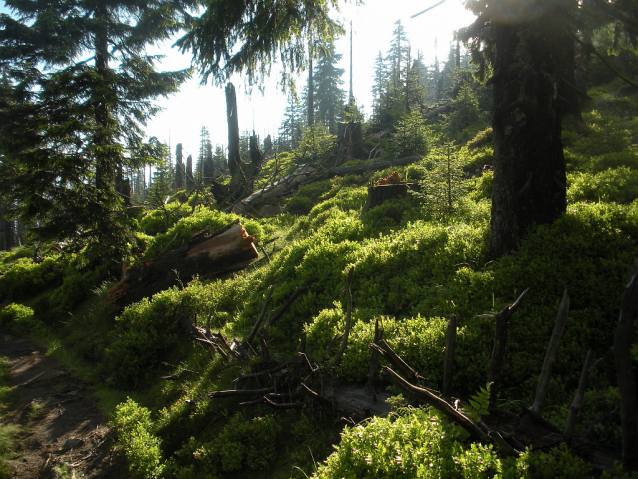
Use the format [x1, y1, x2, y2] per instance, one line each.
[313, 40, 345, 135]
[0, 0, 193, 253]
[197, 126, 214, 185]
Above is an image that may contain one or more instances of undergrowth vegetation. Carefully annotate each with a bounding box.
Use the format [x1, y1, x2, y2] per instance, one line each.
[1, 88, 638, 478]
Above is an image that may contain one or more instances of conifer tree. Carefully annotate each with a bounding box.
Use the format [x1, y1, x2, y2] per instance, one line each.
[313, 41, 345, 134]
[197, 126, 214, 185]
[0, 0, 194, 251]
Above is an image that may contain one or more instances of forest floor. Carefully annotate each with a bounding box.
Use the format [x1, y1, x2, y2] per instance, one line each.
[0, 333, 124, 478]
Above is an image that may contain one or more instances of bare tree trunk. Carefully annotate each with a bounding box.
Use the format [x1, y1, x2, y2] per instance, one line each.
[482, 288, 530, 408]
[186, 154, 194, 190]
[307, 44, 314, 128]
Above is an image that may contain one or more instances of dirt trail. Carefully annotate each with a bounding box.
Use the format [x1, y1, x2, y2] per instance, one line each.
[0, 333, 125, 478]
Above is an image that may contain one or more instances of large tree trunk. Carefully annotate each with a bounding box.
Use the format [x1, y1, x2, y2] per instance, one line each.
[490, 16, 567, 258]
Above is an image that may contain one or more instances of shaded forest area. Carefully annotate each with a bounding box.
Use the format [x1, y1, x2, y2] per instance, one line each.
[1, 0, 638, 478]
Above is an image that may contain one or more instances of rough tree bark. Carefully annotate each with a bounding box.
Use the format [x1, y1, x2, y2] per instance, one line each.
[490, 14, 567, 258]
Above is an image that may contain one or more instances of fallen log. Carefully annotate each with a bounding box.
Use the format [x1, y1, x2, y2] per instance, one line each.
[328, 156, 422, 178]
[230, 157, 423, 217]
[108, 220, 259, 309]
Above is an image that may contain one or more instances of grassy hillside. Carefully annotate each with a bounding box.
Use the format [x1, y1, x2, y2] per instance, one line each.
[2, 88, 638, 478]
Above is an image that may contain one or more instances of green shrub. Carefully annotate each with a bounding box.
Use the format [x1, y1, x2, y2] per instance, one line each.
[315, 407, 502, 478]
[48, 264, 110, 317]
[104, 289, 191, 389]
[286, 180, 339, 216]
[188, 413, 281, 475]
[314, 407, 591, 479]
[0, 304, 43, 336]
[113, 398, 164, 478]
[104, 275, 253, 389]
[0, 256, 67, 302]
[567, 168, 638, 204]
[485, 201, 638, 398]
[139, 203, 191, 236]
[0, 246, 34, 265]
[508, 443, 592, 478]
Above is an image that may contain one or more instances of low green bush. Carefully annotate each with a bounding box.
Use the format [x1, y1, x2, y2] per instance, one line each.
[0, 246, 34, 265]
[48, 264, 110, 317]
[567, 168, 638, 204]
[184, 412, 281, 475]
[104, 288, 193, 389]
[113, 398, 164, 479]
[314, 407, 592, 478]
[0, 304, 44, 337]
[139, 203, 191, 236]
[0, 256, 67, 302]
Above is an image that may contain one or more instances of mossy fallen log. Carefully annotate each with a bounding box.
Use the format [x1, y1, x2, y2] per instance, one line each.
[107, 220, 258, 309]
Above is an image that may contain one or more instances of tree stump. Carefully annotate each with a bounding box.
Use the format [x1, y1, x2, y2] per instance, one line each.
[363, 171, 410, 212]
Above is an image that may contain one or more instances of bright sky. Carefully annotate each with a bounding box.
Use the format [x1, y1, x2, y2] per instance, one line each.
[148, 0, 477, 161]
[0, 0, 476, 163]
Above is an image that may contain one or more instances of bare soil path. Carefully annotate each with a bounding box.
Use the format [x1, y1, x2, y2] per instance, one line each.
[0, 333, 125, 478]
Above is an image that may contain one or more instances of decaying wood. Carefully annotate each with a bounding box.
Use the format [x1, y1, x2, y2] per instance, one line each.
[442, 315, 457, 401]
[614, 259, 638, 472]
[564, 349, 595, 445]
[321, 386, 393, 419]
[209, 388, 273, 398]
[231, 165, 318, 216]
[245, 284, 275, 346]
[337, 121, 369, 162]
[370, 339, 424, 386]
[381, 367, 491, 442]
[362, 171, 413, 212]
[257, 286, 308, 338]
[480, 288, 530, 408]
[108, 220, 258, 308]
[333, 268, 354, 376]
[230, 156, 423, 216]
[531, 289, 570, 416]
[191, 275, 632, 472]
[366, 318, 384, 391]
